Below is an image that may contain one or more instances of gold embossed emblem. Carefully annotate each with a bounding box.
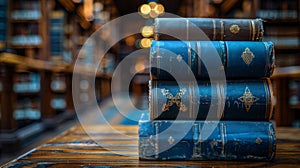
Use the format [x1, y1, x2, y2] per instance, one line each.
[230, 24, 240, 34]
[168, 136, 175, 145]
[176, 54, 182, 62]
[238, 86, 259, 112]
[241, 48, 255, 65]
[256, 137, 262, 144]
[161, 88, 187, 112]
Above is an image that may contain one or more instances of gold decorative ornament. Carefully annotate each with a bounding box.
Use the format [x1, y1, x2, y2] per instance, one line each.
[168, 136, 175, 145]
[230, 24, 240, 34]
[176, 54, 183, 62]
[161, 88, 187, 112]
[238, 86, 259, 112]
[241, 48, 255, 65]
[256, 137, 263, 144]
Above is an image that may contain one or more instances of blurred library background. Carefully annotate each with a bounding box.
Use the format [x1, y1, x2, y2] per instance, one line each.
[0, 0, 299, 165]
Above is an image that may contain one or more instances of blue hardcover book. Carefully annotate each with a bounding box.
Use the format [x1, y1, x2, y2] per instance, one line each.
[139, 113, 276, 161]
[150, 79, 274, 121]
[150, 40, 274, 79]
[154, 18, 264, 41]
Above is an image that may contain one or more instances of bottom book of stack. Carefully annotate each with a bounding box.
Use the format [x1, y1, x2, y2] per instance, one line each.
[139, 113, 276, 161]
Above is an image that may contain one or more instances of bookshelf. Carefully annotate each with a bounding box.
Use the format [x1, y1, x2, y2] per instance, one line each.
[257, 0, 300, 126]
[0, 0, 7, 50]
[0, 0, 118, 151]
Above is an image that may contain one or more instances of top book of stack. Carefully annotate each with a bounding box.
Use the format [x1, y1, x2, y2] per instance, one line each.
[154, 18, 264, 41]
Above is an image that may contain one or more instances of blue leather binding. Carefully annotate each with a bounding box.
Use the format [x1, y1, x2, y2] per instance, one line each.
[150, 79, 274, 121]
[139, 113, 276, 161]
[150, 41, 274, 79]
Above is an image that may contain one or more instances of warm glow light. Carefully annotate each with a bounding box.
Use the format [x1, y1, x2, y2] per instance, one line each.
[149, 10, 158, 18]
[141, 26, 154, 37]
[154, 4, 164, 15]
[140, 38, 152, 48]
[148, 2, 157, 9]
[125, 36, 136, 46]
[139, 4, 151, 15]
[84, 0, 94, 21]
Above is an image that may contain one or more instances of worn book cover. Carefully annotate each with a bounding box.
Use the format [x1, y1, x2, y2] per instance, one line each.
[149, 79, 274, 121]
[139, 113, 276, 161]
[154, 18, 264, 41]
[150, 40, 274, 79]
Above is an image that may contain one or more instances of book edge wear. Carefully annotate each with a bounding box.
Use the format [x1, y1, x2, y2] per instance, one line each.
[149, 79, 274, 121]
[138, 114, 276, 161]
[154, 18, 264, 41]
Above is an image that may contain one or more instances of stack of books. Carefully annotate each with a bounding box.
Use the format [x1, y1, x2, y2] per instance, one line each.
[139, 18, 276, 161]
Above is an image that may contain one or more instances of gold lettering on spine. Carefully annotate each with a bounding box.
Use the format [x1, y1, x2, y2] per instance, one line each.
[251, 20, 256, 41]
[267, 78, 275, 120]
[213, 19, 216, 40]
[197, 42, 201, 75]
[220, 20, 224, 41]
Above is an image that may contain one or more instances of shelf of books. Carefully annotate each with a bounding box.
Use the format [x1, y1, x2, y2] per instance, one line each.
[258, 0, 300, 126]
[0, 0, 117, 151]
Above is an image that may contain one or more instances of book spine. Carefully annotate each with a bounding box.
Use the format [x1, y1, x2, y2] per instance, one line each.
[139, 115, 276, 161]
[154, 18, 264, 41]
[150, 79, 274, 121]
[150, 40, 274, 79]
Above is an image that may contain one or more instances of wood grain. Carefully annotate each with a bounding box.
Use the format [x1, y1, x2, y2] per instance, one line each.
[2, 125, 300, 167]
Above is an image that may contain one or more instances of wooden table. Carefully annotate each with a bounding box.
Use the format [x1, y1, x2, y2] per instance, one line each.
[1, 125, 300, 167]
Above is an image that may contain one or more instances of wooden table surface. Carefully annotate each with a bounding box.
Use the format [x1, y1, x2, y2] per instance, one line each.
[2, 125, 300, 167]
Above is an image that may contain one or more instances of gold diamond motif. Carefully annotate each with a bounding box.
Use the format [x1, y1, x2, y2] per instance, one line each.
[176, 54, 182, 62]
[238, 86, 259, 112]
[161, 88, 187, 112]
[241, 48, 255, 65]
[168, 136, 175, 145]
[230, 24, 240, 34]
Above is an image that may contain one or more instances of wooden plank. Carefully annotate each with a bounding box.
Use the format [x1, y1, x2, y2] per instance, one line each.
[0, 53, 68, 72]
[2, 125, 300, 167]
[271, 66, 300, 79]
